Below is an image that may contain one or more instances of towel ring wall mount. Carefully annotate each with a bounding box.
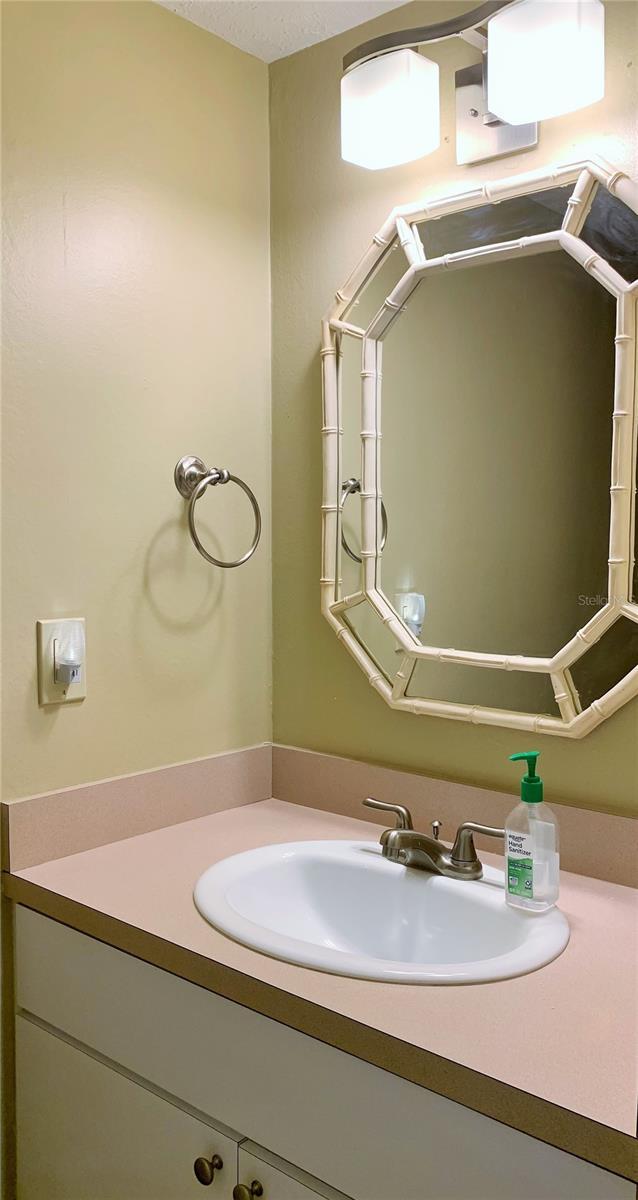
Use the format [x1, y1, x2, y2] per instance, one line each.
[174, 455, 261, 568]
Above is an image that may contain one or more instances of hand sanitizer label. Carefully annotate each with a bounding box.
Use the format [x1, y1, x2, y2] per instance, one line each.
[507, 831, 534, 899]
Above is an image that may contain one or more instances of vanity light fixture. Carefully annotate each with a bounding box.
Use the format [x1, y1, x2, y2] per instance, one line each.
[341, 0, 605, 169]
[341, 49, 440, 170]
[487, 0, 605, 124]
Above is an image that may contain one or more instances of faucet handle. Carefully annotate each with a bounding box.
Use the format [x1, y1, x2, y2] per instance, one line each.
[451, 822, 505, 867]
[362, 797, 413, 831]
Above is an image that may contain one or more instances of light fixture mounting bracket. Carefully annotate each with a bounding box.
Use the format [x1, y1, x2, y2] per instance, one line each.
[456, 61, 538, 165]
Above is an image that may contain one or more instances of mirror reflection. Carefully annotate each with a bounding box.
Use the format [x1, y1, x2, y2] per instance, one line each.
[378, 248, 615, 666]
[343, 240, 408, 329]
[343, 601, 399, 681]
[415, 185, 571, 257]
[406, 659, 559, 716]
[570, 617, 638, 710]
[580, 187, 638, 282]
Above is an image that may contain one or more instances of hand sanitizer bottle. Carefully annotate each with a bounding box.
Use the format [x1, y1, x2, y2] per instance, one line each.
[505, 752, 559, 912]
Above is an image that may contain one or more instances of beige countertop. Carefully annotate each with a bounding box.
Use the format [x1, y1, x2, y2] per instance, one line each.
[5, 799, 637, 1180]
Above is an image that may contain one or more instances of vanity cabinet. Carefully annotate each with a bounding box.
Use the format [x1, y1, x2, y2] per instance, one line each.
[13, 908, 635, 1200]
[16, 1019, 347, 1200]
[16, 1017, 238, 1199]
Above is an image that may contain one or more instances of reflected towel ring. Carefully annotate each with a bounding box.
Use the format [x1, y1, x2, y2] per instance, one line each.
[340, 477, 388, 564]
[174, 455, 261, 568]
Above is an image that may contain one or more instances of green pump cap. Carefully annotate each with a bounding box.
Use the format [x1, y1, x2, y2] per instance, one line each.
[509, 751, 543, 803]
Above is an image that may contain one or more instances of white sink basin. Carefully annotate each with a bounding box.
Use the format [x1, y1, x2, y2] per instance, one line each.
[194, 840, 570, 984]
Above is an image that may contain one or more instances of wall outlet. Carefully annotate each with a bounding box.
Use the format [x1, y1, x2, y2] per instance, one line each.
[37, 618, 87, 706]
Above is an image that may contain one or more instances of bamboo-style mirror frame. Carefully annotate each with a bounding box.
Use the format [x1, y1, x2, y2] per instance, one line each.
[321, 158, 638, 738]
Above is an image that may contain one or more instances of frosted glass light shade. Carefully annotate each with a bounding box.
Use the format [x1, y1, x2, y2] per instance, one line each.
[341, 49, 439, 170]
[487, 0, 605, 125]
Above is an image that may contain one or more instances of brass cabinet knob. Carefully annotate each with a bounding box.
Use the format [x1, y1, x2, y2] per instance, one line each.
[233, 1182, 264, 1199]
[193, 1153, 223, 1186]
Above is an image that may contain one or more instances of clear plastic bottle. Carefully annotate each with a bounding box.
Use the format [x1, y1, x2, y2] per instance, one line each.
[505, 752, 559, 912]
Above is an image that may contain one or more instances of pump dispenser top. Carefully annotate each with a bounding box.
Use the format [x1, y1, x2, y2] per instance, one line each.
[509, 751, 543, 803]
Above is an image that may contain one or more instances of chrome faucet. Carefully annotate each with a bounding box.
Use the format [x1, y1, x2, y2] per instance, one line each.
[363, 797, 505, 881]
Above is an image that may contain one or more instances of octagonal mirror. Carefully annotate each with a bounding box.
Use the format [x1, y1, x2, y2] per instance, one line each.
[321, 160, 638, 737]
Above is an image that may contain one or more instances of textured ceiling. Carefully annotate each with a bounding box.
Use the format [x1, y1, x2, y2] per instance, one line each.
[156, 1, 409, 63]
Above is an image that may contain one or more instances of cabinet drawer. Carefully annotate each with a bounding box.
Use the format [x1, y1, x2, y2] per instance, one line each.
[16, 1015, 239, 1199]
[237, 1144, 349, 1200]
[15, 908, 634, 1200]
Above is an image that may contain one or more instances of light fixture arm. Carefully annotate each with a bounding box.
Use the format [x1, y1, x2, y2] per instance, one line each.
[342, 0, 514, 73]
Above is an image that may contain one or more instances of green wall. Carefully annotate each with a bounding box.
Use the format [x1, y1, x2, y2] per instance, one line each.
[270, 0, 638, 816]
[2, 2, 272, 799]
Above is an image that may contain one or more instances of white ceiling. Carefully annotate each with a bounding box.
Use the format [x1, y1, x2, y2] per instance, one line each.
[156, 1, 409, 63]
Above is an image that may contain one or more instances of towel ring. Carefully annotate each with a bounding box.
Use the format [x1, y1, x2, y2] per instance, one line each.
[340, 478, 388, 564]
[174, 455, 261, 568]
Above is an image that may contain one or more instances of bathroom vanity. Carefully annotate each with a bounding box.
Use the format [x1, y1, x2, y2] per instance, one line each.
[5, 799, 636, 1200]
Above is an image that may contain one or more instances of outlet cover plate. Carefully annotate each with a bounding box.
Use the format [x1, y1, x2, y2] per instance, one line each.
[36, 618, 87, 706]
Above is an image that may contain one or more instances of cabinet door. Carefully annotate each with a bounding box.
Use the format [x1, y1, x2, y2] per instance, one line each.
[16, 1017, 238, 1200]
[236, 1144, 351, 1200]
